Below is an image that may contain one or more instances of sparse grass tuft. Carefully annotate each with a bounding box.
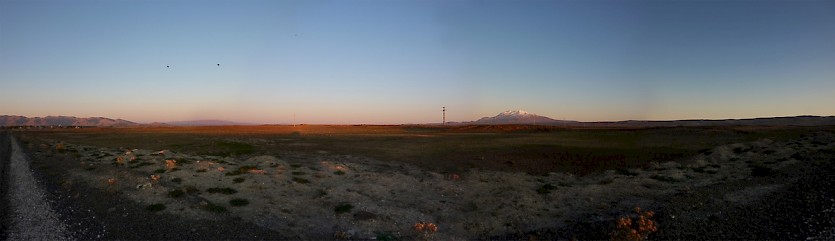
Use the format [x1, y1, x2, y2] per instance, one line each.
[230, 198, 250, 206]
[153, 168, 166, 174]
[233, 177, 245, 183]
[291, 171, 306, 175]
[334, 170, 346, 175]
[171, 177, 182, 183]
[334, 203, 353, 214]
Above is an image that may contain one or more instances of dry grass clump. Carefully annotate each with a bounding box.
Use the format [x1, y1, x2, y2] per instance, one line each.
[611, 207, 657, 241]
[165, 159, 177, 170]
[414, 221, 438, 241]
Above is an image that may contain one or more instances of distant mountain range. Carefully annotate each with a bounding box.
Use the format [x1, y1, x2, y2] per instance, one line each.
[0, 115, 137, 127]
[461, 110, 835, 127]
[469, 110, 578, 125]
[3, 112, 834, 127]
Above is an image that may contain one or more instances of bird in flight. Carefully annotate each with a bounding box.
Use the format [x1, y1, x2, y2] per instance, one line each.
[217, 63, 220, 66]
[166, 65, 170, 68]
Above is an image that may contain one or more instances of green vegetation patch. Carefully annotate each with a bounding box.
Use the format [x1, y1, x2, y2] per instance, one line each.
[206, 187, 238, 195]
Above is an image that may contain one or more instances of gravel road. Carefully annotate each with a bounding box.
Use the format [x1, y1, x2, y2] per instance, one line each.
[1, 132, 72, 240]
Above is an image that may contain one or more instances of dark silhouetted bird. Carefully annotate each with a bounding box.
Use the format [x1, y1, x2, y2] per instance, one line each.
[166, 65, 170, 68]
[217, 63, 220, 66]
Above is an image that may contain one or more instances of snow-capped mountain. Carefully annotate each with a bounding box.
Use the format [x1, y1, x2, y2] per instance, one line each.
[472, 110, 575, 125]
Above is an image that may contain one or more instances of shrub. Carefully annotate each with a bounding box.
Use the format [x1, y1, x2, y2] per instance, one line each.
[536, 184, 557, 194]
[225, 166, 258, 176]
[292, 177, 310, 184]
[146, 204, 166, 212]
[168, 190, 185, 198]
[334, 170, 346, 175]
[233, 177, 245, 183]
[751, 165, 775, 177]
[334, 203, 353, 214]
[230, 198, 250, 207]
[171, 177, 183, 183]
[202, 202, 227, 213]
[153, 168, 166, 174]
[206, 187, 238, 194]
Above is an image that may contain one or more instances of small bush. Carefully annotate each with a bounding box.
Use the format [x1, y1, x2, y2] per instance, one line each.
[233, 177, 245, 183]
[334, 170, 346, 175]
[146, 204, 166, 212]
[291, 171, 306, 175]
[292, 177, 310, 184]
[334, 203, 353, 214]
[230, 198, 250, 206]
[153, 168, 166, 174]
[206, 187, 238, 195]
[171, 177, 182, 183]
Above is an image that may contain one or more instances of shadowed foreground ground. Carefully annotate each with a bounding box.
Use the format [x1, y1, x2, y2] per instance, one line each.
[2, 126, 834, 240]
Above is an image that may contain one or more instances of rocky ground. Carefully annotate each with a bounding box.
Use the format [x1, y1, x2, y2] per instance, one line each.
[2, 130, 834, 240]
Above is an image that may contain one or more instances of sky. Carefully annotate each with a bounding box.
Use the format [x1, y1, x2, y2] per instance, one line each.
[1, 0, 833, 124]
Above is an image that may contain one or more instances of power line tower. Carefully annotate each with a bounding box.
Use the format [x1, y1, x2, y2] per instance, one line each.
[442, 106, 446, 126]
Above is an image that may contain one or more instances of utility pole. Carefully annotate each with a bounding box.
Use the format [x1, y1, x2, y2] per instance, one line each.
[442, 106, 446, 126]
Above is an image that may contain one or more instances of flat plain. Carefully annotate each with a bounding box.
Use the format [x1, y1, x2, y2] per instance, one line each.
[8, 125, 835, 240]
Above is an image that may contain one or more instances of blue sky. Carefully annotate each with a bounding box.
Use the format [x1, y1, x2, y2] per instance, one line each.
[1, 0, 833, 124]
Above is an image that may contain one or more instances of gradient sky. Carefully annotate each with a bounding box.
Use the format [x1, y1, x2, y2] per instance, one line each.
[1, 0, 834, 124]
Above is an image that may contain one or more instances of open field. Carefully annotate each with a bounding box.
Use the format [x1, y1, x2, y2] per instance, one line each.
[6, 125, 835, 240]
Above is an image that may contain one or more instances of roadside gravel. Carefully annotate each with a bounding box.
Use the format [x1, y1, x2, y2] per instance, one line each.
[4, 134, 71, 240]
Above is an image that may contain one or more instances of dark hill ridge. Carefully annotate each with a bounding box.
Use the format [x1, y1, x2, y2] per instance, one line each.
[0, 115, 136, 127]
